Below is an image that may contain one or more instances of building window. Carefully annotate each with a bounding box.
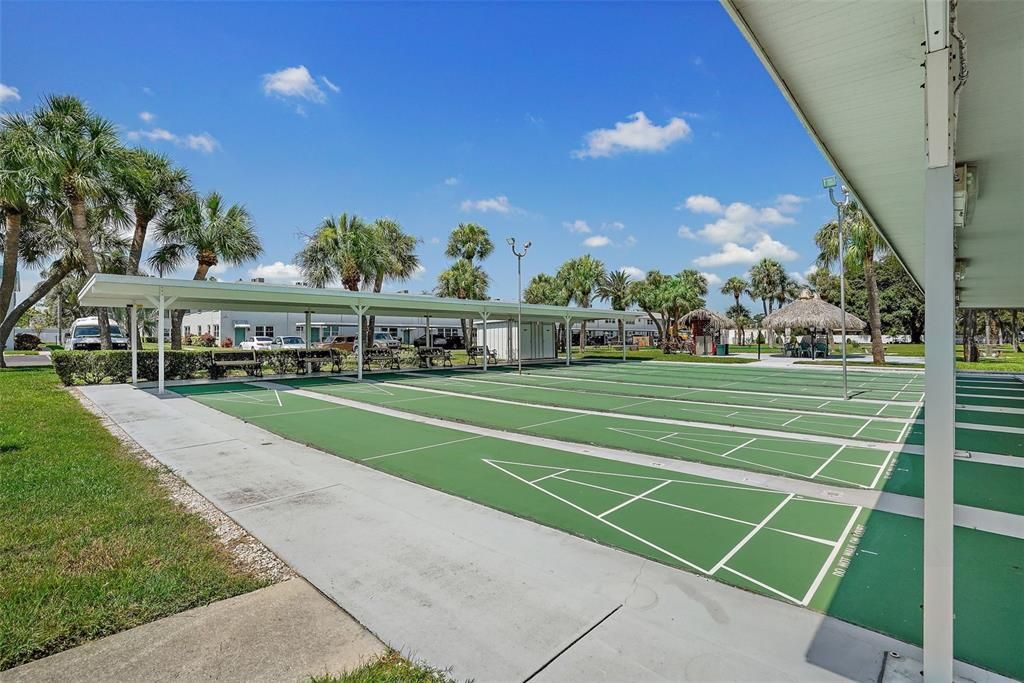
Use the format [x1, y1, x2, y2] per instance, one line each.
[255, 326, 274, 337]
[184, 326, 191, 336]
[213, 325, 220, 339]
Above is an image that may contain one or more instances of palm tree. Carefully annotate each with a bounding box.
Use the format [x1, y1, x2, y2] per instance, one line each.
[31, 95, 125, 348]
[772, 276, 801, 311]
[445, 223, 494, 263]
[436, 260, 490, 346]
[524, 273, 567, 306]
[440, 222, 493, 349]
[678, 269, 708, 299]
[149, 191, 262, 348]
[365, 218, 421, 347]
[295, 213, 376, 291]
[815, 202, 888, 364]
[720, 276, 748, 309]
[116, 148, 190, 275]
[726, 303, 752, 345]
[597, 270, 634, 343]
[748, 258, 787, 314]
[556, 255, 606, 352]
[631, 270, 669, 341]
[0, 113, 47, 356]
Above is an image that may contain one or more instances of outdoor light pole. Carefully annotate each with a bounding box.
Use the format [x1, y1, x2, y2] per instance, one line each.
[507, 237, 531, 375]
[824, 176, 851, 399]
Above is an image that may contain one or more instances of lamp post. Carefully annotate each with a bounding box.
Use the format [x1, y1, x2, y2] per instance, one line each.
[824, 175, 851, 399]
[507, 237, 531, 375]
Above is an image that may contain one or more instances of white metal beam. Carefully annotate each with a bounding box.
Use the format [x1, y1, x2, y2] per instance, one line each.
[157, 293, 165, 394]
[130, 304, 138, 384]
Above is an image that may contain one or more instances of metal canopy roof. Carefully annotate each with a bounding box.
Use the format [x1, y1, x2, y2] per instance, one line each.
[77, 274, 637, 323]
[722, 0, 1023, 308]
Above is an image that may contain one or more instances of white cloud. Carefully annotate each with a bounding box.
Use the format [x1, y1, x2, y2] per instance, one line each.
[681, 194, 723, 214]
[680, 194, 797, 246]
[678, 225, 697, 240]
[263, 65, 326, 103]
[248, 261, 302, 283]
[126, 127, 219, 153]
[460, 195, 518, 214]
[429, 236, 441, 245]
[525, 113, 545, 126]
[583, 235, 611, 248]
[693, 235, 798, 268]
[700, 271, 722, 287]
[563, 219, 591, 234]
[602, 221, 625, 231]
[185, 133, 219, 153]
[139, 111, 155, 123]
[619, 266, 646, 280]
[775, 193, 806, 213]
[573, 111, 692, 159]
[142, 86, 154, 96]
[409, 264, 427, 280]
[623, 235, 637, 247]
[320, 75, 341, 93]
[443, 177, 459, 186]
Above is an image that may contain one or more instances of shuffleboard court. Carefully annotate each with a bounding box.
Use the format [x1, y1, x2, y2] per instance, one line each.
[279, 377, 1024, 516]
[169, 381, 1024, 680]
[335, 372, 912, 442]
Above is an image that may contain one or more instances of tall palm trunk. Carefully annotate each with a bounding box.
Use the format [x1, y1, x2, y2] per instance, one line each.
[171, 256, 215, 350]
[365, 272, 386, 351]
[0, 210, 22, 336]
[863, 255, 885, 364]
[126, 211, 153, 348]
[0, 259, 74, 367]
[1012, 309, 1021, 353]
[962, 309, 978, 362]
[67, 194, 113, 349]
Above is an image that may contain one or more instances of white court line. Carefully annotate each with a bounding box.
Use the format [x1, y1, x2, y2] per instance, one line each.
[875, 402, 890, 416]
[782, 415, 801, 427]
[719, 566, 803, 605]
[850, 420, 872, 439]
[554, 475, 836, 546]
[709, 493, 795, 574]
[869, 451, 896, 489]
[809, 445, 846, 480]
[246, 405, 345, 419]
[274, 390, 282, 407]
[800, 506, 862, 605]
[362, 435, 482, 461]
[597, 480, 672, 519]
[520, 414, 588, 430]
[530, 468, 570, 485]
[485, 460, 710, 574]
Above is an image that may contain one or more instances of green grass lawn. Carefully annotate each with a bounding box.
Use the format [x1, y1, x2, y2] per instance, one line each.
[2, 350, 40, 355]
[798, 345, 1024, 372]
[311, 651, 457, 683]
[575, 347, 757, 364]
[0, 367, 266, 670]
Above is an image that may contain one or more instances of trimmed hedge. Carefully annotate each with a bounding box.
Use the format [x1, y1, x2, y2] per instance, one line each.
[49, 349, 349, 385]
[14, 333, 42, 351]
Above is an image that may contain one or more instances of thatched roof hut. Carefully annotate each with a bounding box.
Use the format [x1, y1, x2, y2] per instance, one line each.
[680, 308, 735, 329]
[761, 290, 866, 331]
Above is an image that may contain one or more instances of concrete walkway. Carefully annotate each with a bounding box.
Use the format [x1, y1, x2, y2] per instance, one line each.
[0, 579, 385, 683]
[74, 383, 1012, 683]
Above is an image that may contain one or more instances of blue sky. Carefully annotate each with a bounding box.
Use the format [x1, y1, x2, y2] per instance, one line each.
[2, 1, 838, 310]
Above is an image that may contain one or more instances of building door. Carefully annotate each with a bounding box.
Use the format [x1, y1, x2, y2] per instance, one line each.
[541, 323, 554, 358]
[234, 327, 246, 345]
[519, 324, 533, 360]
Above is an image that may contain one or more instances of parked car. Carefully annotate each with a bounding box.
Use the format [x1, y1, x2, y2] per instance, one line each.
[413, 334, 450, 349]
[318, 335, 357, 352]
[272, 335, 307, 350]
[372, 332, 400, 349]
[67, 316, 129, 350]
[239, 336, 273, 350]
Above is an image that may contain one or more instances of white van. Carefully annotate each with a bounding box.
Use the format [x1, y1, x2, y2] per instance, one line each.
[67, 316, 129, 350]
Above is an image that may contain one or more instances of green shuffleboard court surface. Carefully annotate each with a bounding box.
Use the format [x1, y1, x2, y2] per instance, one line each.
[170, 381, 1023, 679]
[279, 376, 1024, 516]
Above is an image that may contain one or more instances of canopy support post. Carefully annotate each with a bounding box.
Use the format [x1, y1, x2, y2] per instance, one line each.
[480, 312, 490, 371]
[157, 293, 165, 394]
[426, 316, 431, 349]
[563, 316, 572, 366]
[304, 311, 312, 374]
[130, 304, 138, 384]
[923, 39, 955, 683]
[352, 305, 368, 381]
[622, 321, 627, 361]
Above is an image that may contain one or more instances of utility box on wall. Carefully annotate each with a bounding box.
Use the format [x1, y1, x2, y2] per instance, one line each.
[474, 320, 556, 360]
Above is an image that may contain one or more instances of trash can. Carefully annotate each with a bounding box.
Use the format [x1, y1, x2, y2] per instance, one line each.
[716, 344, 729, 356]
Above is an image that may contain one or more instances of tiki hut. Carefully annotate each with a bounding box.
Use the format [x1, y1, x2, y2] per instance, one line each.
[760, 290, 865, 357]
[680, 308, 735, 356]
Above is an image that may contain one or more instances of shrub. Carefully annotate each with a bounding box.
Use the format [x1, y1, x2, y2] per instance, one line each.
[260, 349, 298, 375]
[14, 333, 42, 351]
[189, 333, 217, 348]
[221, 338, 233, 348]
[52, 350, 211, 385]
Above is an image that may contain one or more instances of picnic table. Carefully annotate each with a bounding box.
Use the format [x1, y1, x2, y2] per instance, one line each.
[296, 348, 342, 374]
